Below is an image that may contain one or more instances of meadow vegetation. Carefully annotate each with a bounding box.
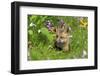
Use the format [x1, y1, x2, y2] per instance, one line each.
[28, 15, 88, 60]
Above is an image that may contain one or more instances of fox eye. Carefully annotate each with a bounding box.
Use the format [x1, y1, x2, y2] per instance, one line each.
[56, 35, 58, 38]
[60, 36, 64, 39]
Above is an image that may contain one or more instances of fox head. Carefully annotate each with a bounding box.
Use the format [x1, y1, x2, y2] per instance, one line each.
[45, 19, 71, 51]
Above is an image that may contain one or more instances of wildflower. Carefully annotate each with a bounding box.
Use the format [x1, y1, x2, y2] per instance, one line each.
[82, 50, 87, 58]
[80, 18, 88, 28]
[45, 20, 52, 30]
[29, 22, 36, 27]
[38, 29, 41, 33]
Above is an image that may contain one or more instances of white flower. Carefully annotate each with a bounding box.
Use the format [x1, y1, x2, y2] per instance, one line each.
[83, 50, 87, 56]
[29, 22, 36, 27]
[29, 23, 33, 27]
[38, 29, 41, 33]
[82, 50, 87, 58]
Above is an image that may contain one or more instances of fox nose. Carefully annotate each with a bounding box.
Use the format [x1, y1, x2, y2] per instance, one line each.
[56, 39, 61, 43]
[56, 40, 63, 47]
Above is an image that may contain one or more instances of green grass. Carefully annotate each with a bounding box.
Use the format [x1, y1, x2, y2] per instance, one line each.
[28, 15, 88, 60]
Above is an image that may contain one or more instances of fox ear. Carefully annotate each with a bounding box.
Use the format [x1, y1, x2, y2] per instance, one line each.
[58, 19, 65, 28]
[50, 27, 57, 33]
[66, 26, 71, 33]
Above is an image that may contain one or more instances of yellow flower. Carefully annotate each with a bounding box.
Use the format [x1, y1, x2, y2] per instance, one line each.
[80, 18, 88, 28]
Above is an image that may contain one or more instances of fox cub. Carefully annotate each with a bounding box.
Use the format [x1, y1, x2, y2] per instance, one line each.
[45, 20, 71, 52]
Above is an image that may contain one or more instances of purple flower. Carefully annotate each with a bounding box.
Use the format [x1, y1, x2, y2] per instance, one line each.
[45, 20, 52, 30]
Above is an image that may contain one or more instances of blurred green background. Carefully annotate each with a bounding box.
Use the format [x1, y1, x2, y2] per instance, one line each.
[27, 15, 88, 60]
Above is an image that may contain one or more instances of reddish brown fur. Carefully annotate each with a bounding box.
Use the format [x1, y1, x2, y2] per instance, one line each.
[49, 25, 71, 52]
